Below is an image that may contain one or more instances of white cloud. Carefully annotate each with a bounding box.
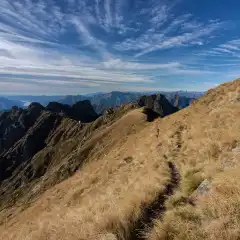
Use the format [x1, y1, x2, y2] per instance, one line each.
[102, 59, 181, 70]
[71, 17, 103, 47]
[0, 65, 154, 84]
[200, 39, 240, 58]
[114, 11, 225, 58]
[213, 47, 233, 54]
[167, 68, 216, 76]
[149, 4, 169, 27]
[220, 44, 240, 51]
[104, 0, 112, 29]
[134, 20, 225, 57]
[0, 0, 66, 39]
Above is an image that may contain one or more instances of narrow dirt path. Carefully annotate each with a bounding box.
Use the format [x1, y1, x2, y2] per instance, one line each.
[173, 125, 184, 154]
[127, 161, 180, 240]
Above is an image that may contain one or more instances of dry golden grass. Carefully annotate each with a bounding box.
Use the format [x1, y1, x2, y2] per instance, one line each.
[0, 109, 171, 240]
[148, 168, 240, 240]
[0, 79, 240, 240]
[146, 79, 240, 240]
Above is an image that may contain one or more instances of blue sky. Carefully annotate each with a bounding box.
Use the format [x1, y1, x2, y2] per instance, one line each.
[0, 0, 240, 95]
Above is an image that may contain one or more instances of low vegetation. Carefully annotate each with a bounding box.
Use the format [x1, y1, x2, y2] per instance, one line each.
[0, 79, 239, 240]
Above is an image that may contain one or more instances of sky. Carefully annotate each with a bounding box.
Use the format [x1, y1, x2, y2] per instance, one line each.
[0, 0, 240, 95]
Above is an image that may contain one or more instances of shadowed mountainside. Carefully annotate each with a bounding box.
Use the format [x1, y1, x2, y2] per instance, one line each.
[46, 100, 98, 122]
[0, 101, 98, 193]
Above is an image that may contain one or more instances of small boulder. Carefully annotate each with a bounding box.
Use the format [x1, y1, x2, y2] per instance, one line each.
[196, 179, 211, 196]
[99, 233, 117, 240]
[191, 179, 211, 201]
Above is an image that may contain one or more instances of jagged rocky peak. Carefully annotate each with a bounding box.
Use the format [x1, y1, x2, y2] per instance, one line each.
[72, 100, 98, 122]
[0, 100, 98, 157]
[46, 100, 98, 123]
[72, 100, 96, 114]
[0, 102, 45, 154]
[138, 94, 178, 120]
[28, 102, 44, 111]
[11, 105, 19, 112]
[0, 99, 99, 187]
[46, 102, 70, 113]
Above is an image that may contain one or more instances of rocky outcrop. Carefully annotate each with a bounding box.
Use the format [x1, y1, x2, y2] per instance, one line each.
[0, 111, 62, 182]
[0, 100, 98, 185]
[0, 103, 44, 154]
[167, 94, 196, 109]
[72, 100, 99, 122]
[46, 100, 98, 122]
[138, 94, 178, 121]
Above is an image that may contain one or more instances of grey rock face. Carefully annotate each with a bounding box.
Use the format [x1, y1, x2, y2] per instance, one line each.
[167, 94, 196, 109]
[0, 103, 44, 154]
[196, 179, 211, 196]
[0, 100, 98, 183]
[0, 111, 62, 182]
[46, 100, 98, 123]
[138, 94, 178, 121]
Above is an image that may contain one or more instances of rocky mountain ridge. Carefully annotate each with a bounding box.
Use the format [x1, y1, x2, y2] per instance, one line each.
[3, 91, 199, 114]
[0, 101, 98, 187]
[46, 100, 98, 122]
[0, 95, 177, 211]
[60, 91, 197, 114]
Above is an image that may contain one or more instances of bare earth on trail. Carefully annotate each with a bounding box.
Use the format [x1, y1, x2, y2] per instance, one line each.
[1, 79, 240, 240]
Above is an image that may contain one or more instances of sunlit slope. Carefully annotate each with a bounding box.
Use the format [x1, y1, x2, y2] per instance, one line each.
[0, 79, 240, 240]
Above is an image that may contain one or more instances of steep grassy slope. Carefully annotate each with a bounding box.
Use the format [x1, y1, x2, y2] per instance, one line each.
[0, 103, 138, 212]
[0, 79, 240, 240]
[147, 79, 240, 240]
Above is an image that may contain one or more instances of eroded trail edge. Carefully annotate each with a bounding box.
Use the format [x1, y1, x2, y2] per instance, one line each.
[127, 161, 180, 240]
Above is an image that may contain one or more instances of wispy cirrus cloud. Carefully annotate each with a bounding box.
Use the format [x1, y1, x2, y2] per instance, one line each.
[196, 39, 240, 67]
[210, 39, 240, 57]
[115, 18, 226, 57]
[102, 59, 181, 70]
[0, 0, 238, 94]
[0, 0, 66, 40]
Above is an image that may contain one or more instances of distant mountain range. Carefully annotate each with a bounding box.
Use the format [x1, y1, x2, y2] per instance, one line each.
[59, 92, 144, 114]
[5, 95, 64, 106]
[2, 91, 204, 113]
[57, 91, 203, 113]
[58, 91, 202, 113]
[0, 97, 23, 111]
